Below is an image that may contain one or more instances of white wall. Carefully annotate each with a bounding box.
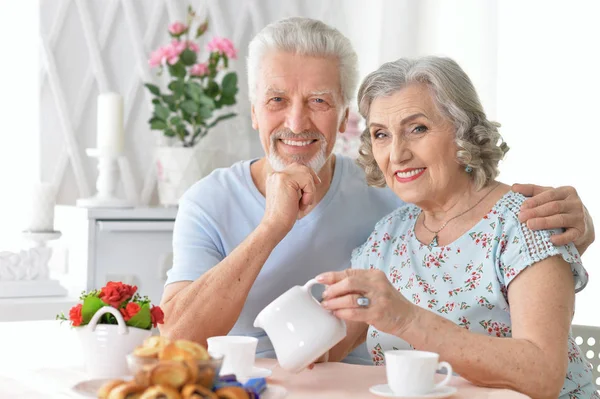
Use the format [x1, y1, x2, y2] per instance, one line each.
[497, 1, 600, 326]
[37, 0, 500, 206]
[0, 0, 39, 250]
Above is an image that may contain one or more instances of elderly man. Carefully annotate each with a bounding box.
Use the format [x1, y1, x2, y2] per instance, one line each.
[159, 17, 595, 363]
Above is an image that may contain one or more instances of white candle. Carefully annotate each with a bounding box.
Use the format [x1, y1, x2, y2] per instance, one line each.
[97, 92, 124, 153]
[26, 183, 57, 232]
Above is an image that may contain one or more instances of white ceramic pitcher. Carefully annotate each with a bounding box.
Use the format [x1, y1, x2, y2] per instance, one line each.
[253, 278, 346, 373]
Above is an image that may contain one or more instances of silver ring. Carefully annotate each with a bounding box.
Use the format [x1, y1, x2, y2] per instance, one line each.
[357, 296, 370, 307]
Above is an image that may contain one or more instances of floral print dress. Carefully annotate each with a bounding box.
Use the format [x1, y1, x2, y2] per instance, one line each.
[351, 191, 597, 398]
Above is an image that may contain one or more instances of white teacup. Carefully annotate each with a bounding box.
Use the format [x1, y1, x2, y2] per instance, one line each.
[253, 278, 347, 373]
[207, 336, 258, 378]
[384, 350, 452, 395]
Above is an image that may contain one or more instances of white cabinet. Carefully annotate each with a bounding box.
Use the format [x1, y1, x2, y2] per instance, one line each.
[0, 207, 177, 321]
[55, 206, 178, 307]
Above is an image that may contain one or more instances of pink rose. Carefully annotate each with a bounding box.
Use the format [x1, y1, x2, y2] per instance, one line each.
[207, 37, 237, 59]
[148, 46, 169, 68]
[190, 63, 209, 77]
[186, 41, 199, 53]
[168, 22, 187, 36]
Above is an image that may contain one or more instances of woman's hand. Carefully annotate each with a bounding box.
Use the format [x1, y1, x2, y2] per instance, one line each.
[316, 269, 418, 337]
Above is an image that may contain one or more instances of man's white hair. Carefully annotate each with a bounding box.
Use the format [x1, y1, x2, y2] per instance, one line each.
[247, 17, 359, 107]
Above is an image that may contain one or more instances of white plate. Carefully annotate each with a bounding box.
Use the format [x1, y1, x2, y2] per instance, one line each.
[238, 366, 273, 380]
[71, 378, 111, 398]
[71, 378, 286, 399]
[369, 384, 457, 398]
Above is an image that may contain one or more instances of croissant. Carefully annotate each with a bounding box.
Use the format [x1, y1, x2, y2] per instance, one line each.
[134, 336, 171, 358]
[159, 340, 209, 361]
[214, 387, 250, 399]
[106, 381, 147, 399]
[148, 360, 190, 389]
[144, 336, 171, 348]
[172, 340, 209, 360]
[97, 379, 126, 399]
[139, 385, 182, 399]
[181, 384, 218, 399]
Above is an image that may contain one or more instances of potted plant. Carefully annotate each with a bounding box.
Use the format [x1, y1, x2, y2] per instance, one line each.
[57, 281, 164, 378]
[145, 6, 239, 206]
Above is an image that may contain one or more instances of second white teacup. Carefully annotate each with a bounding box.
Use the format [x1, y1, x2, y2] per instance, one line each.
[384, 350, 452, 395]
[207, 336, 258, 378]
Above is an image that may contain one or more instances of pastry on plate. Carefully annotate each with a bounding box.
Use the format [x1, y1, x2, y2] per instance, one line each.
[214, 386, 250, 399]
[105, 381, 146, 399]
[181, 383, 218, 399]
[139, 384, 182, 399]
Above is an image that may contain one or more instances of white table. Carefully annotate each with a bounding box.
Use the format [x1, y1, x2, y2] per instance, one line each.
[0, 320, 530, 399]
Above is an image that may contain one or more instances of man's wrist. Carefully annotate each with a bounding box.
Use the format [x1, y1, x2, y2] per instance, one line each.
[256, 220, 290, 245]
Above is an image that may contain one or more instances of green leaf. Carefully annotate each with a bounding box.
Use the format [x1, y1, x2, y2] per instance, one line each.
[218, 94, 236, 106]
[169, 115, 182, 126]
[127, 303, 151, 330]
[151, 98, 161, 105]
[82, 296, 105, 325]
[149, 117, 167, 130]
[162, 95, 177, 112]
[144, 83, 161, 96]
[168, 80, 185, 98]
[180, 100, 199, 115]
[198, 106, 212, 119]
[168, 62, 186, 79]
[185, 82, 204, 103]
[221, 72, 238, 97]
[206, 112, 236, 129]
[164, 128, 176, 137]
[154, 104, 170, 120]
[180, 48, 197, 66]
[206, 80, 220, 97]
[176, 124, 189, 137]
[198, 94, 215, 110]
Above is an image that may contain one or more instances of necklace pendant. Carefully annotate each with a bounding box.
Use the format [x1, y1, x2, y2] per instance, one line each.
[430, 234, 439, 247]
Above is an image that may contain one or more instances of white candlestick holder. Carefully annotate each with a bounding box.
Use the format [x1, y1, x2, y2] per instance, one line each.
[77, 148, 133, 208]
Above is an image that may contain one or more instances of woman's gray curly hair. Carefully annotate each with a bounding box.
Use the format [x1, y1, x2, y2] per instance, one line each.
[357, 56, 509, 190]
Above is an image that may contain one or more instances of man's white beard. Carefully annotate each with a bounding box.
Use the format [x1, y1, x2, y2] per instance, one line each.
[267, 130, 329, 174]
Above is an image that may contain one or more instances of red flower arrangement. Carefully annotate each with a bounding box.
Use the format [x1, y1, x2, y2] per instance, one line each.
[57, 281, 164, 330]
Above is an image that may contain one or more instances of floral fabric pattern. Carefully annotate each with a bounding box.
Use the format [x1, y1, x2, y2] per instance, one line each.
[352, 192, 594, 398]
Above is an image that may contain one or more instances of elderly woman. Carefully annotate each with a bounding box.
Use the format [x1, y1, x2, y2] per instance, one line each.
[316, 57, 596, 398]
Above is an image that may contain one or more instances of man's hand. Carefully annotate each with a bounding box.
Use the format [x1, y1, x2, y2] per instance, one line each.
[261, 163, 320, 238]
[512, 184, 595, 253]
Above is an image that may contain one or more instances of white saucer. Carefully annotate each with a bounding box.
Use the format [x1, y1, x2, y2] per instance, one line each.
[229, 366, 273, 381]
[369, 384, 457, 398]
[246, 366, 273, 379]
[71, 378, 113, 398]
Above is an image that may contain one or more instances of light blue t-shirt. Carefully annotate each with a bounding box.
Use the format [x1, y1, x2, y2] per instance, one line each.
[166, 155, 403, 363]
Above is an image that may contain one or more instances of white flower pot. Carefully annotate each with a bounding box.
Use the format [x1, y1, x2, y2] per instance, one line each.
[76, 307, 151, 379]
[155, 145, 227, 206]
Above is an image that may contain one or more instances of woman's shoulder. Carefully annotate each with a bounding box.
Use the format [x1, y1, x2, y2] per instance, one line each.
[487, 190, 528, 226]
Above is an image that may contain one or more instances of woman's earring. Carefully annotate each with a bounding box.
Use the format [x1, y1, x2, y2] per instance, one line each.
[465, 166, 473, 173]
